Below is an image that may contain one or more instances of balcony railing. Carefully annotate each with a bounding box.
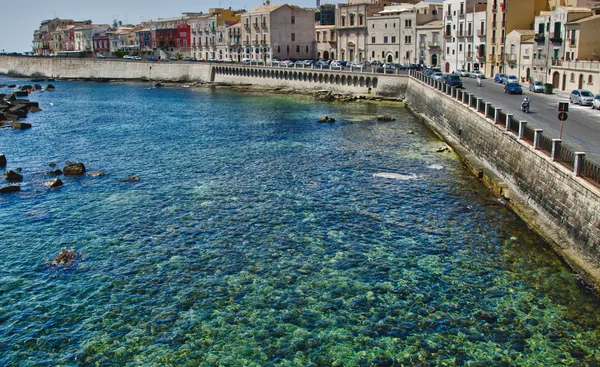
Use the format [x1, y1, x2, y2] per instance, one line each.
[428, 41, 440, 48]
[488, 53, 495, 62]
[419, 43, 426, 49]
[466, 52, 473, 61]
[459, 12, 465, 18]
[261, 22, 267, 28]
[457, 31, 465, 38]
[549, 32, 562, 43]
[570, 40, 577, 47]
[446, 11, 452, 18]
[534, 33, 545, 42]
[478, 30, 486, 37]
[506, 53, 517, 63]
[444, 32, 452, 38]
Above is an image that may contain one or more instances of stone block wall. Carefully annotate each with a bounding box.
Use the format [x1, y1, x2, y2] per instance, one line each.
[405, 76, 600, 288]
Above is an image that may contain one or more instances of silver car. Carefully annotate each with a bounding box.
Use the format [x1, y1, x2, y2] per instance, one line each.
[529, 80, 544, 93]
[570, 89, 595, 106]
[592, 94, 600, 110]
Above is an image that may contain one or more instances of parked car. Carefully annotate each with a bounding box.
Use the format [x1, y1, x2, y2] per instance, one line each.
[470, 70, 486, 79]
[593, 94, 600, 110]
[370, 60, 383, 67]
[503, 75, 518, 84]
[303, 60, 315, 67]
[314, 60, 329, 68]
[570, 89, 595, 106]
[443, 74, 463, 88]
[504, 82, 523, 94]
[494, 73, 506, 83]
[377, 63, 396, 73]
[96, 54, 106, 58]
[424, 69, 435, 77]
[347, 62, 364, 69]
[241, 57, 251, 65]
[330, 60, 343, 70]
[432, 72, 445, 81]
[279, 60, 293, 67]
[529, 80, 544, 93]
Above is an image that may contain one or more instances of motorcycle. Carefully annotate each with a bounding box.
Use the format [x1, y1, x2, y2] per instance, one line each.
[521, 100, 530, 113]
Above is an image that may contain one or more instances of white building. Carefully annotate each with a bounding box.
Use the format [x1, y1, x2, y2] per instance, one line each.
[505, 29, 535, 81]
[74, 25, 110, 51]
[442, 0, 487, 73]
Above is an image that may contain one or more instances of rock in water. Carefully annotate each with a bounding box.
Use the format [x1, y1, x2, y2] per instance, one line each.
[11, 122, 32, 130]
[51, 248, 78, 266]
[0, 154, 6, 168]
[4, 170, 23, 182]
[0, 185, 20, 194]
[122, 175, 140, 182]
[47, 169, 63, 175]
[63, 162, 86, 176]
[46, 84, 56, 91]
[317, 116, 335, 123]
[376, 115, 395, 122]
[45, 178, 63, 188]
[88, 171, 106, 177]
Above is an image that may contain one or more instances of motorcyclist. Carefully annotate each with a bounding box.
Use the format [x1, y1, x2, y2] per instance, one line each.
[522, 96, 530, 112]
[477, 75, 482, 87]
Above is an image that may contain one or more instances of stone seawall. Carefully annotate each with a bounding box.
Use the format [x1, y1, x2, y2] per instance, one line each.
[405, 76, 600, 290]
[0, 56, 408, 98]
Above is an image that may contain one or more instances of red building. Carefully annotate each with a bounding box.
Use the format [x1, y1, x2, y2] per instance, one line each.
[153, 28, 177, 51]
[93, 35, 110, 52]
[176, 23, 191, 49]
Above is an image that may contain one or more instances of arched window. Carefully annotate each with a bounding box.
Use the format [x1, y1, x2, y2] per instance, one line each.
[359, 15, 364, 25]
[350, 14, 355, 26]
[341, 16, 346, 27]
[570, 73, 575, 82]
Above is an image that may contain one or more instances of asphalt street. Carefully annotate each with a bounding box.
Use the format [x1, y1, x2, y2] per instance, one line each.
[459, 76, 600, 162]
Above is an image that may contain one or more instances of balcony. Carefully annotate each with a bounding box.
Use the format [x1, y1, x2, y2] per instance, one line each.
[506, 53, 517, 64]
[569, 40, 577, 48]
[444, 32, 452, 38]
[428, 41, 440, 48]
[261, 22, 267, 29]
[478, 30, 486, 37]
[244, 23, 250, 29]
[419, 43, 426, 49]
[457, 31, 465, 38]
[492, 5, 497, 13]
[488, 53, 495, 62]
[533, 56, 546, 67]
[534, 33, 545, 42]
[446, 11, 452, 18]
[549, 32, 562, 43]
[466, 52, 473, 61]
[459, 12, 465, 18]
[243, 40, 250, 45]
[477, 54, 486, 61]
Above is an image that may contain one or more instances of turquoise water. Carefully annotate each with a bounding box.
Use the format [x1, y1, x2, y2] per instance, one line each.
[1, 75, 599, 366]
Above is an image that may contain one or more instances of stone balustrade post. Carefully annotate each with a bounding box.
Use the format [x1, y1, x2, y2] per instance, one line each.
[518, 121, 527, 140]
[505, 114, 513, 131]
[494, 108, 502, 124]
[551, 139, 562, 161]
[485, 102, 491, 118]
[477, 98, 483, 112]
[574, 152, 586, 176]
[533, 129, 543, 149]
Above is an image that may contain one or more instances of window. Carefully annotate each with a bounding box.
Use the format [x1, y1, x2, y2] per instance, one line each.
[384, 36, 388, 44]
[181, 32, 187, 37]
[371, 36, 376, 43]
[296, 45, 300, 52]
[570, 73, 575, 82]
[392, 36, 396, 43]
[291, 33, 295, 41]
[306, 46, 309, 52]
[317, 33, 320, 42]
[350, 14, 355, 26]
[405, 19, 412, 28]
[278, 45, 280, 53]
[381, 51, 385, 58]
[359, 15, 364, 25]
[588, 75, 593, 84]
[291, 16, 295, 24]
[342, 16, 346, 27]
[372, 51, 375, 57]
[404, 36, 411, 44]
[395, 51, 398, 58]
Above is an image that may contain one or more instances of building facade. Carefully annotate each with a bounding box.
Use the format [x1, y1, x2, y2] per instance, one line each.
[443, 0, 487, 73]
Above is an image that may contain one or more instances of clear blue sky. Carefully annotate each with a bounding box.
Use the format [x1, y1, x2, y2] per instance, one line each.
[0, 0, 340, 53]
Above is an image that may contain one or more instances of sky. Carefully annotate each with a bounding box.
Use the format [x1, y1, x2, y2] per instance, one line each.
[0, 0, 340, 53]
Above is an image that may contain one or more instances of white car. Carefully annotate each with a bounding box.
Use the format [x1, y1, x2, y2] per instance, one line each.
[470, 70, 486, 79]
[504, 75, 518, 84]
[593, 94, 600, 110]
[241, 57, 251, 65]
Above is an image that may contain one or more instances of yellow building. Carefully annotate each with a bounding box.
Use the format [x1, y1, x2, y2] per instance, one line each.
[485, 0, 548, 78]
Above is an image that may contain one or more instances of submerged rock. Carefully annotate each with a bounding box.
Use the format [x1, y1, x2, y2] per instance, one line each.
[63, 162, 86, 176]
[88, 171, 106, 177]
[122, 175, 140, 182]
[49, 162, 57, 167]
[376, 115, 395, 122]
[317, 116, 335, 123]
[0, 185, 20, 194]
[47, 169, 63, 175]
[50, 248, 78, 267]
[46, 84, 56, 91]
[436, 146, 450, 153]
[0, 154, 6, 167]
[11, 122, 32, 130]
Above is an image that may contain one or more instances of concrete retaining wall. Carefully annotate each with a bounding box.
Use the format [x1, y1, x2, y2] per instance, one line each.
[405, 76, 600, 290]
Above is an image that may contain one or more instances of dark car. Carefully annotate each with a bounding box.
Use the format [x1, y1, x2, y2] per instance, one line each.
[443, 74, 463, 88]
[504, 82, 523, 94]
[494, 73, 506, 83]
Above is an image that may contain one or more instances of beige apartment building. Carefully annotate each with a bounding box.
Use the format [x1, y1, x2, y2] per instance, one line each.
[336, 0, 394, 63]
[315, 25, 337, 60]
[189, 9, 241, 60]
[241, 3, 316, 62]
[485, 0, 548, 78]
[504, 29, 535, 80]
[365, 1, 441, 65]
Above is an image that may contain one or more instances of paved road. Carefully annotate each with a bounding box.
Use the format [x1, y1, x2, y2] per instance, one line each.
[459, 76, 600, 162]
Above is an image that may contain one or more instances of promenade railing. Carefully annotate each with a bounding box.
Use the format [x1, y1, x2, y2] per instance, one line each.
[409, 69, 600, 188]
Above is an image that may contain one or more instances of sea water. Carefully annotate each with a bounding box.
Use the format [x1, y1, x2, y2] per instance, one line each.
[1, 75, 599, 366]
